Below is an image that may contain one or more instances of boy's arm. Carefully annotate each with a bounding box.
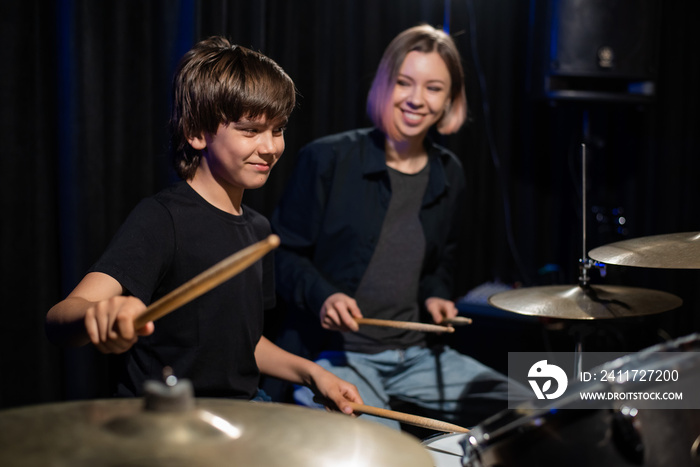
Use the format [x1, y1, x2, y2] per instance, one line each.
[254, 336, 362, 414]
[46, 272, 154, 352]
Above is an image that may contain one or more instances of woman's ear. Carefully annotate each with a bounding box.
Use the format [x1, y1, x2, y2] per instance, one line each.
[437, 100, 451, 127]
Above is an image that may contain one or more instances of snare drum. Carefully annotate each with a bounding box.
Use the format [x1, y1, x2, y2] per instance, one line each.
[463, 333, 700, 467]
[421, 432, 470, 467]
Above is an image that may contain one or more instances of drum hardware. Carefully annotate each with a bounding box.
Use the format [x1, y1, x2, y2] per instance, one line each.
[488, 144, 683, 375]
[461, 333, 700, 467]
[691, 434, 700, 462]
[611, 406, 644, 464]
[487, 283, 682, 321]
[588, 231, 700, 269]
[472, 109, 698, 467]
[0, 376, 434, 466]
[421, 432, 470, 467]
[487, 282, 683, 379]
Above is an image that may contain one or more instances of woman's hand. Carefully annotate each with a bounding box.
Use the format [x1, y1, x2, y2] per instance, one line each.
[320, 293, 363, 332]
[425, 297, 458, 324]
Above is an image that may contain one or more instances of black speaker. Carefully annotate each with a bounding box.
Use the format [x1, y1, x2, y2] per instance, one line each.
[528, 0, 661, 102]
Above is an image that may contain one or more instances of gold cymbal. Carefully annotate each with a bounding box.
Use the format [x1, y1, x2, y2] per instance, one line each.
[488, 284, 683, 320]
[588, 232, 700, 269]
[0, 398, 434, 466]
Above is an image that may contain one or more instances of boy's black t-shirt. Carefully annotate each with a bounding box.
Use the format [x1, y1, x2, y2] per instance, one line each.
[89, 181, 275, 399]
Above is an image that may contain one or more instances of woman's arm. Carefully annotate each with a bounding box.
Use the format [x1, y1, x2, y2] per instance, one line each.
[271, 144, 340, 315]
[419, 153, 468, 302]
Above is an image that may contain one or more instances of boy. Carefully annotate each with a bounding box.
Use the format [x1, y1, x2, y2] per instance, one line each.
[46, 36, 361, 414]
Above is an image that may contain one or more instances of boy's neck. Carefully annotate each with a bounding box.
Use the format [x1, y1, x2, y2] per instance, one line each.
[187, 173, 244, 216]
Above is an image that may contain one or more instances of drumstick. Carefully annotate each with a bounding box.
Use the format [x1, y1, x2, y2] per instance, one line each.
[354, 317, 455, 334]
[133, 234, 280, 329]
[441, 316, 473, 326]
[347, 402, 470, 433]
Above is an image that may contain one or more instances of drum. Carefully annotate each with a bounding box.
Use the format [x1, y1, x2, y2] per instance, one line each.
[422, 432, 470, 467]
[463, 333, 700, 467]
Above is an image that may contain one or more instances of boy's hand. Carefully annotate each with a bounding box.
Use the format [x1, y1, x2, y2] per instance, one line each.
[320, 293, 362, 332]
[84, 296, 154, 354]
[425, 297, 458, 324]
[309, 368, 363, 415]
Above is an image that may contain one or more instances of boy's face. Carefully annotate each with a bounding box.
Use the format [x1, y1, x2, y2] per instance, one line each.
[194, 115, 287, 191]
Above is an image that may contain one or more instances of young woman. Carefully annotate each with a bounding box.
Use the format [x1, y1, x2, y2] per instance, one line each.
[272, 25, 526, 429]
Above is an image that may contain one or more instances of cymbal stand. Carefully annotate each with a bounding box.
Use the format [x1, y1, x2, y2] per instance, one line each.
[579, 142, 591, 289]
[573, 141, 609, 379]
[577, 140, 607, 287]
[574, 142, 590, 379]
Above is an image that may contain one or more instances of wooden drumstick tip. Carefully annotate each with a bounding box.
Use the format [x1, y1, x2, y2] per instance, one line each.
[267, 234, 281, 248]
[442, 316, 473, 326]
[347, 402, 470, 433]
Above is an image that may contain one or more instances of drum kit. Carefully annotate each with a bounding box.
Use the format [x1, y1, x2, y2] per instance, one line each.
[419, 228, 700, 467]
[0, 234, 693, 467]
[420, 227, 700, 467]
[420, 144, 700, 466]
[1, 147, 698, 465]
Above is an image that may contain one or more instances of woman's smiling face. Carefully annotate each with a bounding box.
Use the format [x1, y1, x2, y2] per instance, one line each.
[390, 50, 451, 141]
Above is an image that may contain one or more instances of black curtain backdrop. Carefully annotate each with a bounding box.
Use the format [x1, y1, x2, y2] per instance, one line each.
[1, 0, 698, 409]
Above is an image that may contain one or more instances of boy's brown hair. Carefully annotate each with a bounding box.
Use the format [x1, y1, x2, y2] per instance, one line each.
[170, 37, 296, 179]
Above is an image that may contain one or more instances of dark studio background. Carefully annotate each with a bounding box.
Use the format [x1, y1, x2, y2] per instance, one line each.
[1, 0, 698, 410]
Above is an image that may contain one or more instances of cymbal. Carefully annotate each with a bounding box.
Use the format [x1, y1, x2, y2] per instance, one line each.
[588, 232, 700, 269]
[0, 397, 433, 466]
[488, 284, 682, 320]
